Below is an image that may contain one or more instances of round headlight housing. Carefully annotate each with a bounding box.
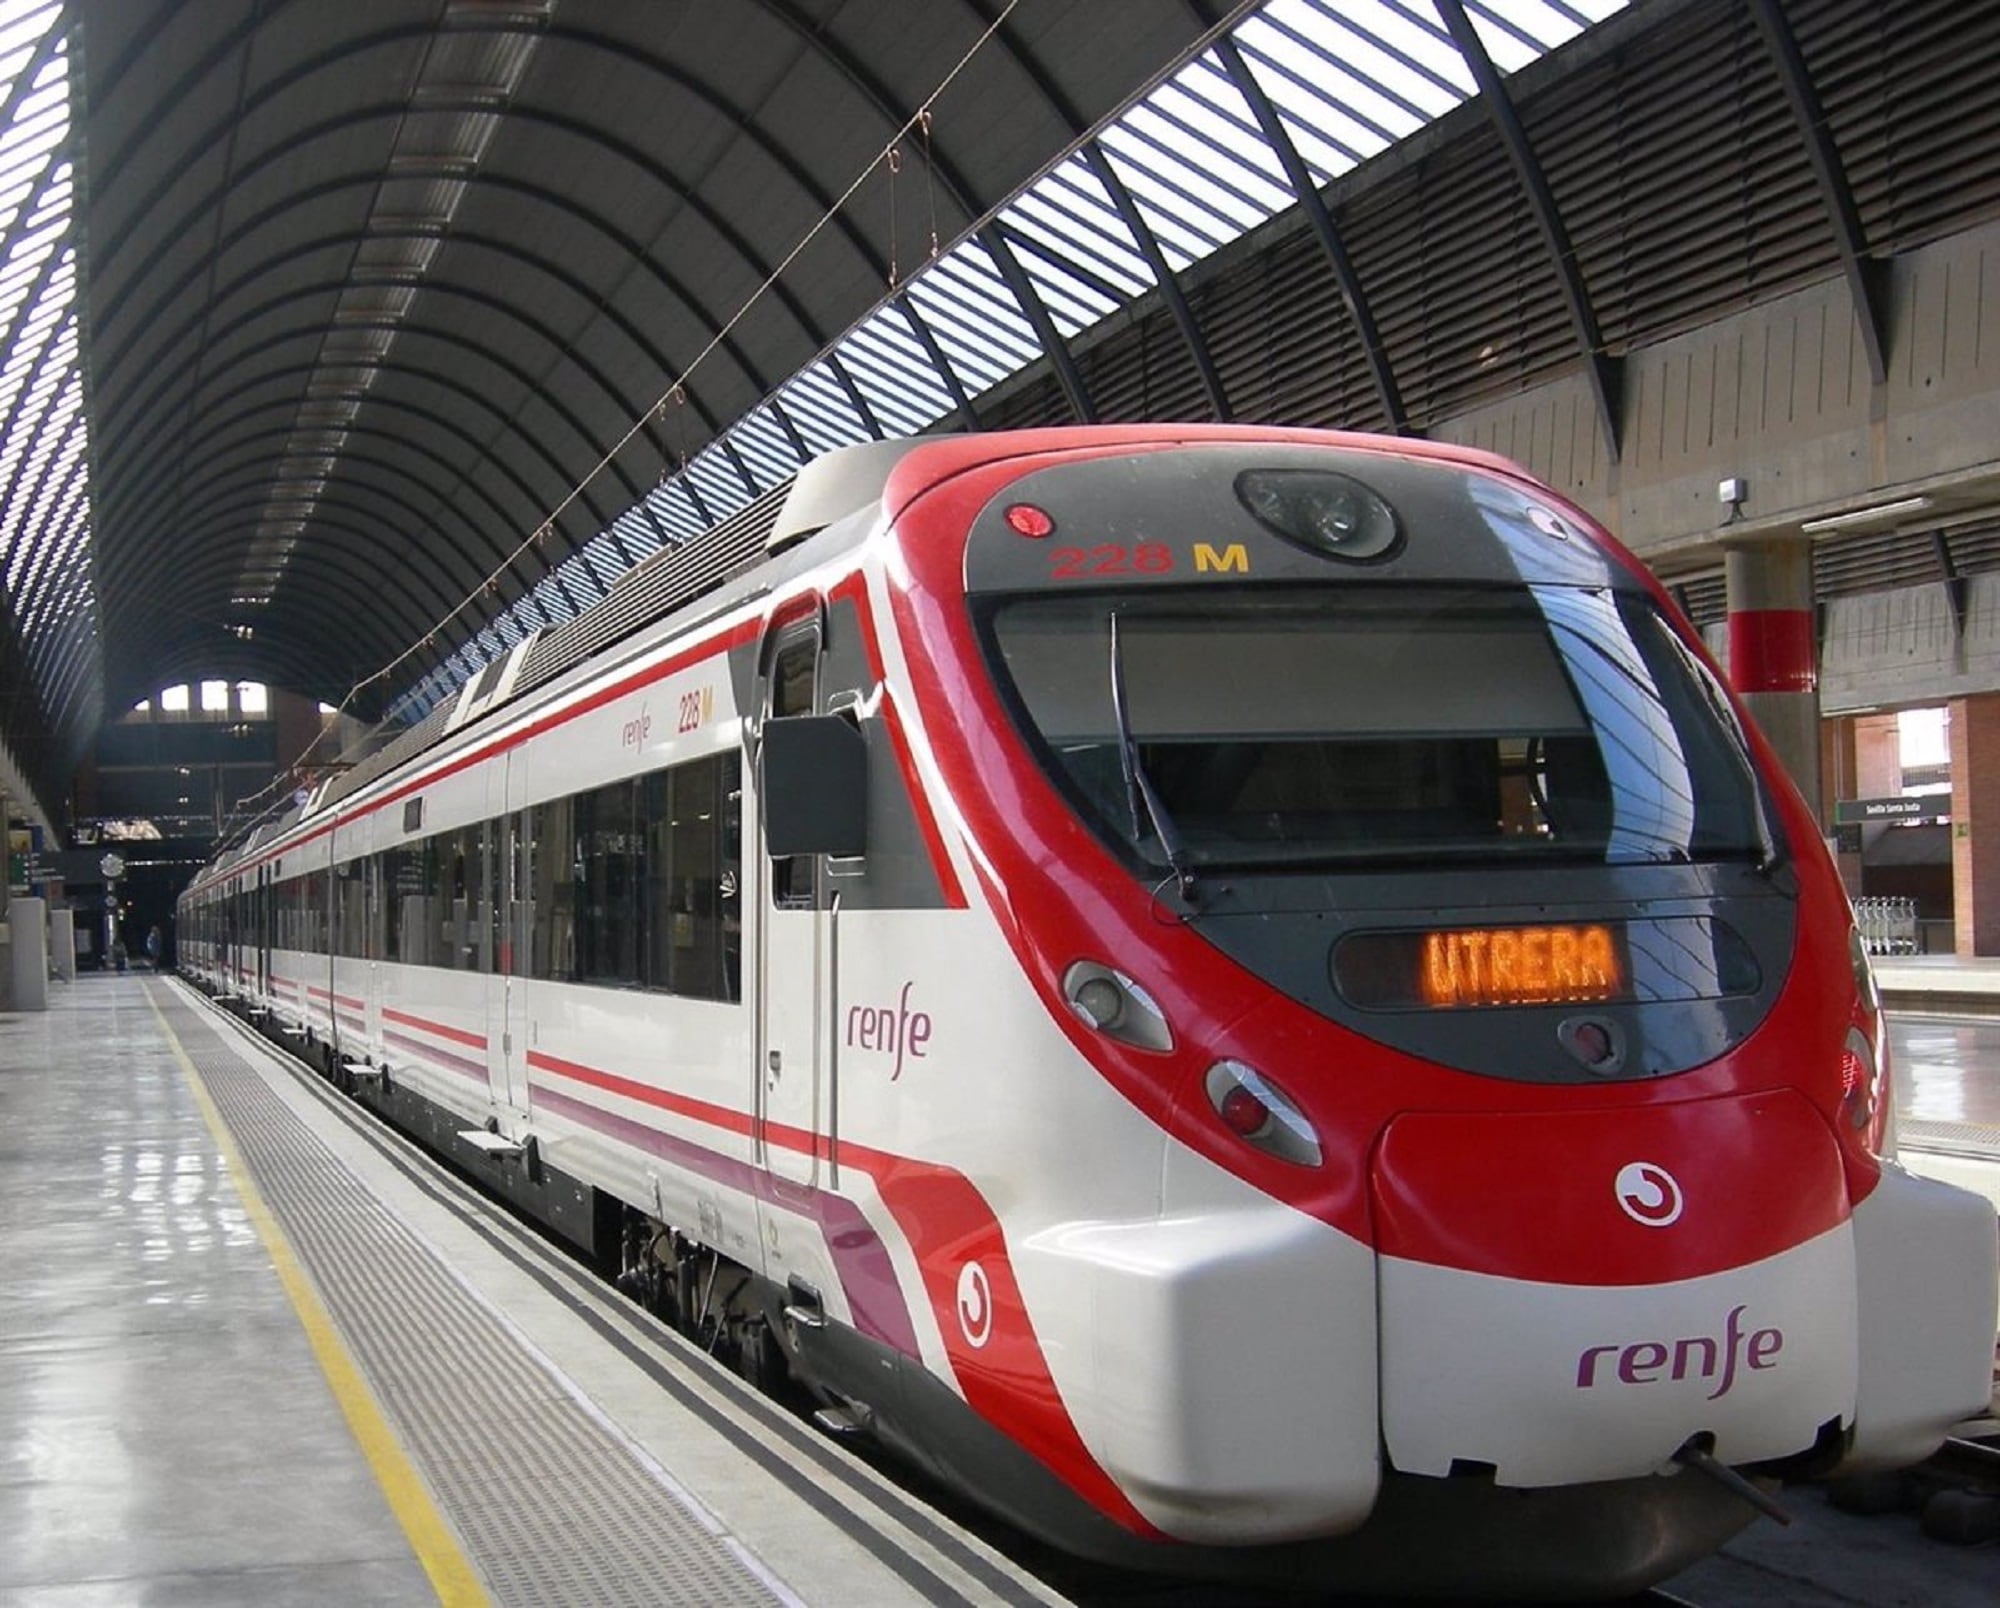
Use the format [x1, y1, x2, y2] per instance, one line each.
[1235, 468, 1402, 563]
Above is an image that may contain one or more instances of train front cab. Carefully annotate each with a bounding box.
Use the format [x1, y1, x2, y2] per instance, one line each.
[856, 428, 2000, 1593]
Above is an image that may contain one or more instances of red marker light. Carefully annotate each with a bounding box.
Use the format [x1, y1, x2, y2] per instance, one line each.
[1204, 1061, 1323, 1167]
[1004, 503, 1054, 538]
[1219, 1083, 1269, 1137]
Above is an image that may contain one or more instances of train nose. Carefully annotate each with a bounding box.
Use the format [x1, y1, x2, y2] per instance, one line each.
[1369, 1090, 1859, 1485]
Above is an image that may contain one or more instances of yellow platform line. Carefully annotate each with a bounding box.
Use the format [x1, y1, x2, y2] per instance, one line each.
[144, 984, 490, 1608]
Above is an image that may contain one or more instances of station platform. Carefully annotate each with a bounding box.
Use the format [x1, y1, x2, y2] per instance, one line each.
[1875, 952, 2000, 1016]
[6, 969, 1999, 1608]
[1875, 954, 2000, 1164]
[0, 973, 1061, 1607]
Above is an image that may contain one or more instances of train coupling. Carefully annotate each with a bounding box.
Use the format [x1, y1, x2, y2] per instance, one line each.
[1671, 1437, 1792, 1525]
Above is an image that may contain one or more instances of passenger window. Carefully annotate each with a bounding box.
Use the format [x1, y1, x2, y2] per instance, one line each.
[768, 631, 818, 910]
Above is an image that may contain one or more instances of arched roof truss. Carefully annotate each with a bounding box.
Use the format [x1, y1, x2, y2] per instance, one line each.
[33, 0, 1967, 804]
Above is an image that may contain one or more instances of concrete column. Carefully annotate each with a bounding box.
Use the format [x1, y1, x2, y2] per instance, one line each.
[1947, 693, 2000, 955]
[48, 906, 74, 981]
[1725, 538, 1822, 824]
[8, 896, 46, 1010]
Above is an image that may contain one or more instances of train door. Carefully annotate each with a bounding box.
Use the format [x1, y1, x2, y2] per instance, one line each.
[487, 757, 529, 1118]
[255, 865, 272, 994]
[322, 853, 337, 1033]
[366, 853, 383, 1044]
[755, 619, 824, 1186]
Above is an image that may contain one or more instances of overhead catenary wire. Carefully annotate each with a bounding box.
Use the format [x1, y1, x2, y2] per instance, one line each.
[214, 0, 1025, 848]
[338, 0, 1026, 714]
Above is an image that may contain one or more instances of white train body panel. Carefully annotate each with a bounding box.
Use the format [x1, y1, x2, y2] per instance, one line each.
[1381, 1232, 1858, 1485]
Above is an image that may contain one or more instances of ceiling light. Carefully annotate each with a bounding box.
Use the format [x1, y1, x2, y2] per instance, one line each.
[1801, 496, 1935, 535]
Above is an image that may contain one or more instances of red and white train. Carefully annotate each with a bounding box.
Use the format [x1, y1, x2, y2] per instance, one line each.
[180, 426, 1998, 1597]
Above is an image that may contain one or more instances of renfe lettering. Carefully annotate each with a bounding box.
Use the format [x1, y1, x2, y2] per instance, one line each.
[1575, 1304, 1783, 1401]
[844, 981, 931, 1081]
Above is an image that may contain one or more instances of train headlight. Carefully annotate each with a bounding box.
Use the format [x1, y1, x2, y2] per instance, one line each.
[1840, 1027, 1877, 1129]
[1204, 1060, 1322, 1167]
[1234, 469, 1403, 563]
[1847, 926, 1882, 1017]
[1062, 961, 1172, 1052]
[1844, 926, 1894, 1154]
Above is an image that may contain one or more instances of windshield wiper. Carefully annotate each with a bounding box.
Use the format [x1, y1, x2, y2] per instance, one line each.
[1108, 610, 1198, 901]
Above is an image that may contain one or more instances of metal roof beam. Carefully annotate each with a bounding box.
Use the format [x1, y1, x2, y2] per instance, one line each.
[96, 281, 653, 575]
[1084, 139, 1230, 421]
[1212, 32, 1405, 433]
[1433, 0, 1621, 458]
[94, 170, 758, 462]
[977, 224, 1095, 422]
[960, 2, 1228, 419]
[1742, 0, 1889, 388]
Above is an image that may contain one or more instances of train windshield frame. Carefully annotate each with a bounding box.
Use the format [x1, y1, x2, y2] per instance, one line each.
[978, 582, 1777, 876]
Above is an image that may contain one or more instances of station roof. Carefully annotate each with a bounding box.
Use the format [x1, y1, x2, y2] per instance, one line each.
[75, 1, 1248, 721]
[0, 0, 1614, 809]
[12, 0, 1977, 827]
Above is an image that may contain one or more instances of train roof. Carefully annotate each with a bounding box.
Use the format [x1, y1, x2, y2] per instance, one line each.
[188, 425, 1545, 886]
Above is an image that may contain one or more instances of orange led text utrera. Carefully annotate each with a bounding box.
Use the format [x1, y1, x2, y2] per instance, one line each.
[1420, 924, 1622, 1008]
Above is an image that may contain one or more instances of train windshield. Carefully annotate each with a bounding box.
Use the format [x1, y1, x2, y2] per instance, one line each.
[984, 584, 1774, 873]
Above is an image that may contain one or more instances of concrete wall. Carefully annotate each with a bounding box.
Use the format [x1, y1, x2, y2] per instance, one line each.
[1435, 218, 2000, 563]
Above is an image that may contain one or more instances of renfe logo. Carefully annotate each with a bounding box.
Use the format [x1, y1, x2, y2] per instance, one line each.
[1576, 1304, 1784, 1401]
[844, 982, 931, 1080]
[957, 1261, 993, 1348]
[1614, 1160, 1683, 1227]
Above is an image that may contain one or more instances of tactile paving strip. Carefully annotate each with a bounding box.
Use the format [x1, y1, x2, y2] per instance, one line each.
[156, 988, 781, 1607]
[1900, 1117, 2000, 1159]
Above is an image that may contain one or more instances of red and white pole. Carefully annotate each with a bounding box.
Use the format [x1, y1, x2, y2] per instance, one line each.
[1725, 539, 1822, 823]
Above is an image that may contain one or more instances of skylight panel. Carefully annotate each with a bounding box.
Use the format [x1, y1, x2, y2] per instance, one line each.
[839, 312, 954, 434]
[1110, 109, 1281, 237]
[0, 5, 61, 62]
[1003, 237, 1121, 338]
[1096, 127, 1263, 250]
[644, 479, 705, 545]
[777, 362, 871, 454]
[682, 447, 750, 523]
[0, 1, 80, 726]
[1465, 0, 1599, 68]
[578, 531, 628, 591]
[1001, 156, 1153, 297]
[904, 244, 1039, 389]
[727, 407, 801, 487]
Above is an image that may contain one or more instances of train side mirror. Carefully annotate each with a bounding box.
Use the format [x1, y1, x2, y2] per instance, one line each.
[760, 713, 868, 858]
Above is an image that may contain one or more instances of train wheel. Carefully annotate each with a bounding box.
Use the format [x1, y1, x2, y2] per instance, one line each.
[1922, 1489, 2000, 1544]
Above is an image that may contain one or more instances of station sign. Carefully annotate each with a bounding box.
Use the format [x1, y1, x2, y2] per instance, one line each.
[1833, 796, 1944, 824]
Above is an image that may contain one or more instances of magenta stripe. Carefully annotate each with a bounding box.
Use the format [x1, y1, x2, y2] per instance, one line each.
[529, 1080, 920, 1359]
[382, 1028, 489, 1085]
